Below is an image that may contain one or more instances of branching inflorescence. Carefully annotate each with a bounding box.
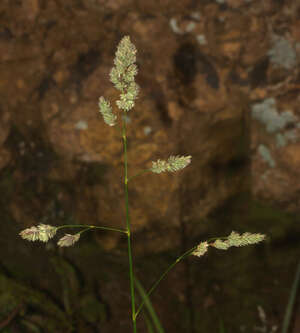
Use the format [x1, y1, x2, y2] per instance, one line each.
[19, 36, 266, 332]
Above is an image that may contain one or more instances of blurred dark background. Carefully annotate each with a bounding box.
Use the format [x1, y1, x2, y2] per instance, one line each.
[1, 0, 300, 332]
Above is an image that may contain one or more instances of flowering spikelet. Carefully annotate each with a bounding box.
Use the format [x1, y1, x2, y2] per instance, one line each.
[227, 231, 266, 247]
[19, 226, 40, 242]
[150, 155, 192, 174]
[211, 231, 266, 250]
[57, 233, 80, 247]
[99, 96, 117, 126]
[109, 36, 139, 112]
[37, 224, 57, 242]
[192, 231, 265, 258]
[192, 241, 209, 257]
[19, 224, 57, 242]
[212, 239, 230, 250]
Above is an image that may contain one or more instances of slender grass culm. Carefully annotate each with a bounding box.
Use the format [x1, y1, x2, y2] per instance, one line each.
[19, 36, 266, 332]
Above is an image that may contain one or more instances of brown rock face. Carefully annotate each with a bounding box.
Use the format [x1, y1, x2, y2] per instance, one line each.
[2, 2, 300, 333]
[1, 0, 299, 254]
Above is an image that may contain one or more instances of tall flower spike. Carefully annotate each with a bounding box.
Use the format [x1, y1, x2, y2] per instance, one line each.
[109, 36, 139, 112]
[99, 96, 117, 126]
[150, 155, 192, 174]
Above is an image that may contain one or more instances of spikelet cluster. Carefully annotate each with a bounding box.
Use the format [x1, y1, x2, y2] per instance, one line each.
[192, 241, 209, 257]
[57, 233, 80, 247]
[19, 224, 57, 242]
[191, 231, 266, 258]
[98, 97, 116, 127]
[109, 36, 139, 112]
[150, 155, 192, 174]
[19, 224, 80, 247]
[98, 36, 139, 126]
[213, 231, 266, 249]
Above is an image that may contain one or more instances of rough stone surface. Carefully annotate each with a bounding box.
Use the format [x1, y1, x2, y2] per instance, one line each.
[1, 0, 299, 245]
[1, 0, 300, 332]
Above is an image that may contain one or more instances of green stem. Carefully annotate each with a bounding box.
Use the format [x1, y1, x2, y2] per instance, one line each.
[282, 260, 300, 333]
[128, 169, 151, 183]
[56, 225, 127, 234]
[134, 235, 224, 319]
[113, 121, 122, 136]
[135, 245, 197, 319]
[122, 118, 137, 333]
[77, 227, 93, 236]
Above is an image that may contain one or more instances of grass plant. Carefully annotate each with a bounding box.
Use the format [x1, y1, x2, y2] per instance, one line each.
[19, 36, 266, 332]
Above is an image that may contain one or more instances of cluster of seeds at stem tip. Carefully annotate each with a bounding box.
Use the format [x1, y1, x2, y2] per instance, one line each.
[150, 155, 192, 174]
[192, 231, 266, 257]
[19, 224, 80, 247]
[98, 36, 140, 127]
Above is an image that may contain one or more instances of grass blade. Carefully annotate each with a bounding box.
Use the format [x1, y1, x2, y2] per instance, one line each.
[219, 318, 225, 333]
[144, 313, 155, 333]
[282, 260, 300, 333]
[135, 277, 165, 333]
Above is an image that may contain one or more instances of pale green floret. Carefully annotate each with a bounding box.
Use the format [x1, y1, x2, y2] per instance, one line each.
[37, 224, 57, 242]
[212, 239, 230, 250]
[167, 155, 192, 172]
[19, 226, 40, 241]
[227, 231, 243, 247]
[228, 231, 266, 246]
[213, 231, 266, 249]
[99, 96, 117, 126]
[116, 82, 140, 111]
[151, 155, 192, 174]
[126, 82, 140, 100]
[116, 98, 135, 112]
[124, 64, 138, 83]
[227, 231, 265, 247]
[19, 224, 57, 242]
[109, 67, 126, 91]
[57, 233, 80, 247]
[150, 159, 168, 174]
[192, 241, 209, 257]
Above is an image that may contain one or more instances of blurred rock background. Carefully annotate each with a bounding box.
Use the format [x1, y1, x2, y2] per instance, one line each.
[0, 0, 300, 332]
